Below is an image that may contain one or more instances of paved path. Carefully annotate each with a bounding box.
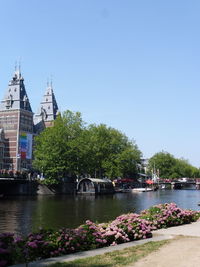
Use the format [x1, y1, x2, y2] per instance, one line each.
[128, 220, 200, 267]
[128, 236, 200, 267]
[153, 219, 200, 237]
[10, 220, 200, 267]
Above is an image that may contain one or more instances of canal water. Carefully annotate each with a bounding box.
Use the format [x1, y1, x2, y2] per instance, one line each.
[0, 190, 200, 235]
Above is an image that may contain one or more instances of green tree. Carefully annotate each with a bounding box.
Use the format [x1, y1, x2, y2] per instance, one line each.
[85, 124, 142, 179]
[33, 110, 85, 182]
[33, 111, 142, 183]
[147, 151, 176, 179]
[170, 158, 191, 178]
[148, 151, 200, 179]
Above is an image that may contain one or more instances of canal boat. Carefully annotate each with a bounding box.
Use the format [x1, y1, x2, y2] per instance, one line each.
[121, 188, 132, 193]
[114, 188, 124, 193]
[77, 178, 115, 194]
[159, 184, 166, 190]
[132, 187, 153, 192]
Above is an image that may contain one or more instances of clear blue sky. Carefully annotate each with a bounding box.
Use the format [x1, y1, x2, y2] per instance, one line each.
[0, 0, 200, 167]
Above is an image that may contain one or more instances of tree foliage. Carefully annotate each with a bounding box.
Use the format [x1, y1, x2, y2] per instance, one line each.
[33, 110, 142, 182]
[33, 110, 85, 182]
[84, 124, 142, 178]
[148, 151, 200, 179]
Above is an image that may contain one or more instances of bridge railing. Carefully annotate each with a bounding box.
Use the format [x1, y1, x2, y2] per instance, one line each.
[159, 178, 200, 184]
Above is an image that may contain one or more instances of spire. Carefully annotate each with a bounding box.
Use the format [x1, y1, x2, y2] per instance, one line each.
[50, 74, 53, 88]
[13, 60, 22, 80]
[0, 67, 32, 112]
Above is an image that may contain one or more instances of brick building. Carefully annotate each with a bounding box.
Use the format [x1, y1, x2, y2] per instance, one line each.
[0, 69, 58, 172]
[0, 129, 5, 169]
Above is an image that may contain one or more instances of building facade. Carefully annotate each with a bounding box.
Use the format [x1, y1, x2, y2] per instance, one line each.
[0, 129, 5, 170]
[0, 69, 58, 172]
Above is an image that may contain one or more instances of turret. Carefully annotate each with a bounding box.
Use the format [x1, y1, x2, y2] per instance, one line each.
[34, 81, 59, 131]
[0, 69, 32, 112]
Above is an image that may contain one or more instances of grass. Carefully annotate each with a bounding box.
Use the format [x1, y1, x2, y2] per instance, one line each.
[49, 239, 170, 267]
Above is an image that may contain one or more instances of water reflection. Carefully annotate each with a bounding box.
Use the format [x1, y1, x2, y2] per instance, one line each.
[0, 190, 200, 235]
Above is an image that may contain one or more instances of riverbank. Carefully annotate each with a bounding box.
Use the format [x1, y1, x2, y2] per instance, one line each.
[0, 180, 76, 196]
[10, 219, 200, 267]
[1, 203, 199, 266]
[10, 235, 173, 267]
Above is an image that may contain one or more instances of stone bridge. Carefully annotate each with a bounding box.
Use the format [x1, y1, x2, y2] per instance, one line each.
[159, 179, 200, 190]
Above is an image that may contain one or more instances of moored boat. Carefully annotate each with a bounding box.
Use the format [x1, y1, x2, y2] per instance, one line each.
[159, 184, 166, 190]
[121, 188, 132, 193]
[114, 188, 132, 193]
[132, 187, 153, 192]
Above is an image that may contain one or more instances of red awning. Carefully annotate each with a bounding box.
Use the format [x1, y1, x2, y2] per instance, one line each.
[146, 179, 154, 184]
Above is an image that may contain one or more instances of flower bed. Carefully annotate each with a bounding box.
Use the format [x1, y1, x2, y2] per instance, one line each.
[140, 203, 200, 230]
[101, 213, 152, 245]
[0, 203, 199, 267]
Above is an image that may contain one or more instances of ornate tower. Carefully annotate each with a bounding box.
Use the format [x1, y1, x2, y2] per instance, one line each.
[34, 82, 59, 131]
[0, 69, 34, 171]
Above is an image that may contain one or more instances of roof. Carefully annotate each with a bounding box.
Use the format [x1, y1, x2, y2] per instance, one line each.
[0, 70, 32, 112]
[78, 178, 113, 184]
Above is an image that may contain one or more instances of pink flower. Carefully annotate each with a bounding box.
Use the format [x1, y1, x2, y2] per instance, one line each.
[27, 241, 37, 249]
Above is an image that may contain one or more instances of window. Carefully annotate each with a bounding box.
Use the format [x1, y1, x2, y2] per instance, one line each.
[0, 147, 4, 158]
